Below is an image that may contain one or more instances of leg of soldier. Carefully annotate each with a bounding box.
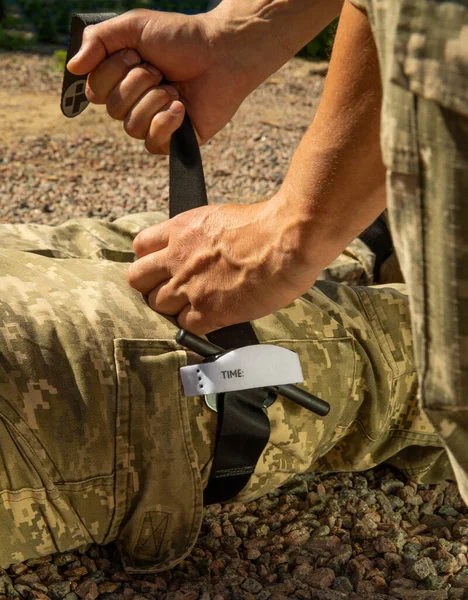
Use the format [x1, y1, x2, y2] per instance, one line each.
[0, 215, 451, 574]
[362, 0, 468, 503]
[319, 211, 404, 287]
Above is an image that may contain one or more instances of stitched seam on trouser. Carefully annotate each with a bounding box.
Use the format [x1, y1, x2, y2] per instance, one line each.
[352, 286, 400, 376]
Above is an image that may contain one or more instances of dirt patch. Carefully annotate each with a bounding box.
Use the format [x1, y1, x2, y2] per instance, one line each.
[1, 52, 325, 223]
[0, 90, 122, 142]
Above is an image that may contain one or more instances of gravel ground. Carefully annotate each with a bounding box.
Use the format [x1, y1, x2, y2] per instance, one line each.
[1, 51, 468, 600]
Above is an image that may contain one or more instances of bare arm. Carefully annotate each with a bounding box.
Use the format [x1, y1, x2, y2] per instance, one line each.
[125, 1, 386, 334]
[277, 0, 386, 261]
[67, 0, 342, 152]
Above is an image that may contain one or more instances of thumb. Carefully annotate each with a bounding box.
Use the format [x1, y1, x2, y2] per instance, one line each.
[67, 10, 150, 75]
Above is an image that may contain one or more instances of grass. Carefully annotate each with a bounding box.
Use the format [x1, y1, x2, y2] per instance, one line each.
[0, 25, 33, 50]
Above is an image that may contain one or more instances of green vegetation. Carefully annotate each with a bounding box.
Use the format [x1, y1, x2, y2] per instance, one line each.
[299, 18, 338, 61]
[0, 0, 337, 59]
[1, 0, 209, 45]
[52, 48, 67, 71]
[0, 25, 32, 49]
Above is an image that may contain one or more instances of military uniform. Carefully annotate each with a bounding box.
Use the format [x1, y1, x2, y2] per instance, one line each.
[348, 0, 468, 505]
[0, 212, 452, 573]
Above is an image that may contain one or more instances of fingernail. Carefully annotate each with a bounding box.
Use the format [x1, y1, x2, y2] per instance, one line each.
[146, 63, 162, 78]
[169, 101, 183, 116]
[164, 85, 178, 97]
[122, 49, 141, 67]
[67, 49, 81, 67]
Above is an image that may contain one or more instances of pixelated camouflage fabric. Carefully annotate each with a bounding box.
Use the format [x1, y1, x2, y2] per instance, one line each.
[354, 0, 468, 503]
[0, 212, 452, 574]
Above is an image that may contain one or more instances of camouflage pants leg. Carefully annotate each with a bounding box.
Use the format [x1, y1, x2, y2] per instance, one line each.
[0, 213, 451, 573]
[362, 0, 468, 505]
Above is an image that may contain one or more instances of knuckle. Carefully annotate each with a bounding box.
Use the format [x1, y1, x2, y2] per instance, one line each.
[184, 314, 209, 335]
[132, 234, 145, 256]
[126, 264, 138, 287]
[85, 81, 103, 104]
[144, 134, 160, 155]
[118, 48, 141, 66]
[126, 7, 146, 17]
[82, 24, 96, 42]
[124, 117, 145, 140]
[107, 100, 124, 121]
[155, 284, 170, 305]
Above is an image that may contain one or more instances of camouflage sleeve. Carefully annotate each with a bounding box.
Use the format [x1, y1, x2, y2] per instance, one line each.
[346, 0, 367, 12]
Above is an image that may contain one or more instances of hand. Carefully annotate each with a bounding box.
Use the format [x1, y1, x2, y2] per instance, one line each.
[66, 2, 342, 155]
[126, 198, 322, 334]
[66, 9, 250, 153]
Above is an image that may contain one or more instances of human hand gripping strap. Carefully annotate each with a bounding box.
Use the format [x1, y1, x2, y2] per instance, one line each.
[62, 14, 329, 505]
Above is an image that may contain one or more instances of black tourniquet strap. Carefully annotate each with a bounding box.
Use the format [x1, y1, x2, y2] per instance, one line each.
[166, 79, 270, 507]
[359, 214, 393, 280]
[63, 13, 271, 504]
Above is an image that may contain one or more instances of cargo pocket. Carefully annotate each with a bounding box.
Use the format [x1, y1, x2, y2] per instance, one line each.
[110, 339, 203, 574]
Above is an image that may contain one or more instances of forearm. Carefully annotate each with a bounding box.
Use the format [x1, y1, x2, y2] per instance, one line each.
[275, 0, 386, 269]
[208, 0, 343, 95]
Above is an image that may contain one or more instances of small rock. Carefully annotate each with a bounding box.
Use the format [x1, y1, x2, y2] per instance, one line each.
[403, 542, 423, 561]
[30, 585, 48, 595]
[448, 588, 465, 599]
[375, 491, 394, 515]
[374, 536, 397, 554]
[14, 585, 31, 599]
[25, 559, 52, 570]
[452, 542, 468, 555]
[311, 526, 331, 538]
[9, 566, 28, 578]
[438, 507, 459, 518]
[453, 520, 468, 539]
[295, 566, 335, 589]
[209, 522, 222, 538]
[35, 565, 60, 587]
[53, 555, 76, 568]
[132, 580, 165, 594]
[74, 582, 98, 600]
[384, 551, 403, 569]
[389, 577, 418, 590]
[79, 559, 96, 575]
[29, 593, 51, 600]
[406, 557, 437, 581]
[381, 479, 404, 494]
[0, 576, 15, 597]
[332, 576, 353, 593]
[47, 582, 71, 600]
[246, 548, 261, 560]
[390, 590, 448, 599]
[307, 492, 321, 508]
[425, 574, 446, 590]
[328, 544, 352, 568]
[422, 515, 448, 531]
[240, 578, 262, 594]
[452, 567, 468, 588]
[61, 569, 87, 582]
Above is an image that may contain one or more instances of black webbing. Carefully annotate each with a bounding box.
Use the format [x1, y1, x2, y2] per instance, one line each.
[167, 96, 271, 506]
[63, 13, 271, 504]
[358, 214, 393, 279]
